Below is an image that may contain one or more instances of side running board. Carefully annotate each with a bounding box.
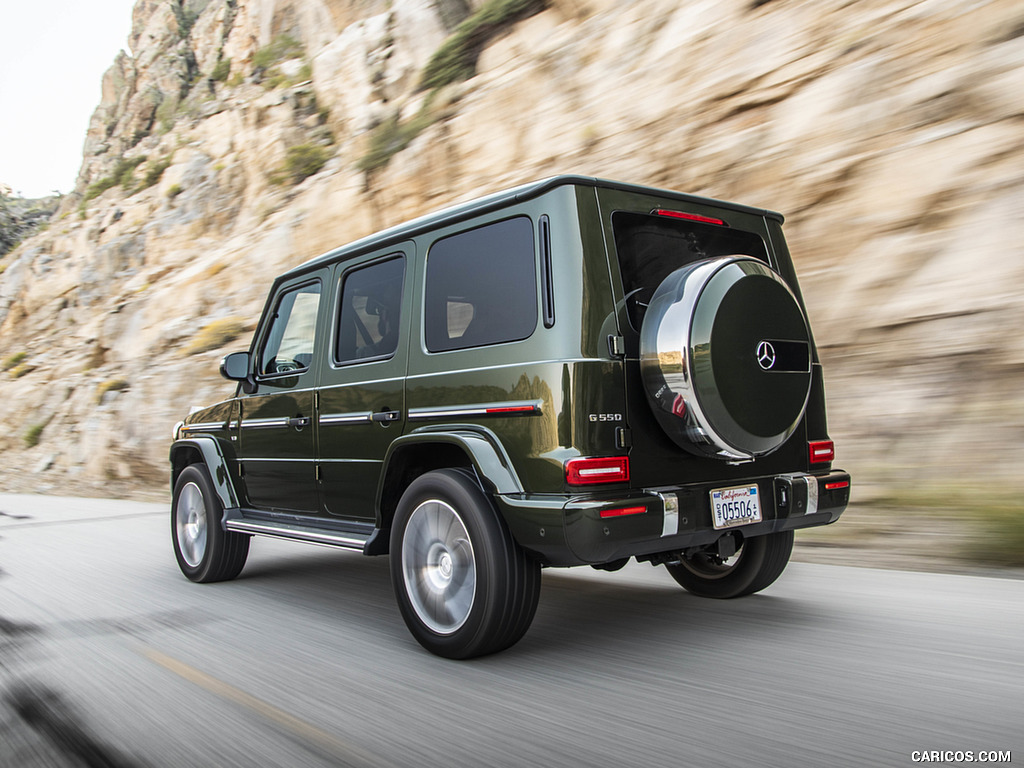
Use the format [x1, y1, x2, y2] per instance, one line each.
[225, 518, 371, 552]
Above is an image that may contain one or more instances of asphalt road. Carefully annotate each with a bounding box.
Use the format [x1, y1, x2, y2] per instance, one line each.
[0, 493, 1020, 768]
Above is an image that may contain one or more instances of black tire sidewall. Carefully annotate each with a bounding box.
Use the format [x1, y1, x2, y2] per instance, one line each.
[171, 464, 246, 583]
[666, 530, 793, 599]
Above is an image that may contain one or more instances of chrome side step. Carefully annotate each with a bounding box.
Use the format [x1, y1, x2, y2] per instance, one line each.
[225, 518, 370, 552]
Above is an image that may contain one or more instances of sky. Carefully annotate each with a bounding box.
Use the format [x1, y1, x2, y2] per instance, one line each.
[0, 0, 137, 199]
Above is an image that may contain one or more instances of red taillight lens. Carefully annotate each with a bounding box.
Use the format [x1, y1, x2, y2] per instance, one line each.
[484, 405, 537, 415]
[809, 440, 835, 464]
[825, 481, 850, 491]
[653, 209, 726, 226]
[565, 456, 630, 485]
[599, 505, 646, 519]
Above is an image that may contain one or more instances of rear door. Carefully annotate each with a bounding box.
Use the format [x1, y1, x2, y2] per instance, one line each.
[317, 246, 411, 522]
[237, 273, 326, 514]
[594, 187, 792, 488]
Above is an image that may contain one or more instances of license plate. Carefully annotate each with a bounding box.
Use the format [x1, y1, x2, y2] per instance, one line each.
[710, 485, 762, 530]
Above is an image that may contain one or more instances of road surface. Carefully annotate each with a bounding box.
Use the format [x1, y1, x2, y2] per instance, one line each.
[0, 493, 1020, 767]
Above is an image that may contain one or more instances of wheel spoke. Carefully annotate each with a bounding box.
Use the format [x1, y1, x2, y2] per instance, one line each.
[402, 499, 476, 635]
[175, 482, 208, 568]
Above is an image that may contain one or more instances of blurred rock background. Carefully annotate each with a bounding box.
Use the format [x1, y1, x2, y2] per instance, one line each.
[1, 0, 1021, 568]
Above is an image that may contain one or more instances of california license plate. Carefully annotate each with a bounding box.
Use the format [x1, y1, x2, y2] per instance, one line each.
[710, 485, 762, 530]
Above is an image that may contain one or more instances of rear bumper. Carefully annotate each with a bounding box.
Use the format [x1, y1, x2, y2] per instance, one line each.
[496, 470, 850, 566]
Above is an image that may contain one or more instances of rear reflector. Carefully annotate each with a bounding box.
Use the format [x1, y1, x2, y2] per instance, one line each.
[653, 209, 727, 226]
[485, 405, 537, 415]
[809, 440, 835, 464]
[565, 456, 630, 485]
[825, 481, 850, 491]
[600, 505, 647, 519]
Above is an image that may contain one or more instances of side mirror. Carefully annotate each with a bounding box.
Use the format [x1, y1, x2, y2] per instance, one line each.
[220, 351, 256, 394]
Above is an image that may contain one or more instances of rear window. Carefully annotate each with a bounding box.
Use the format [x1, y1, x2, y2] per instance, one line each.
[612, 211, 769, 331]
[425, 217, 537, 352]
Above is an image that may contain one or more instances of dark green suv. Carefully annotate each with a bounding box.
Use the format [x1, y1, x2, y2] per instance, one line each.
[170, 176, 850, 658]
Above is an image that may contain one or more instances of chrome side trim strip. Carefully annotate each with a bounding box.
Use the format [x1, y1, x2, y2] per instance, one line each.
[226, 520, 369, 551]
[406, 358, 592, 380]
[408, 400, 541, 421]
[239, 458, 316, 463]
[317, 458, 381, 464]
[240, 417, 290, 429]
[181, 421, 227, 431]
[319, 412, 373, 425]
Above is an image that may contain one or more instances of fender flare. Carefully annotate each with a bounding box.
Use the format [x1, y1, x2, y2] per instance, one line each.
[169, 436, 242, 511]
[377, 427, 524, 513]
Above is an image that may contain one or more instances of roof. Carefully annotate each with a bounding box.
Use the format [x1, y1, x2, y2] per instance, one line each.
[282, 175, 784, 280]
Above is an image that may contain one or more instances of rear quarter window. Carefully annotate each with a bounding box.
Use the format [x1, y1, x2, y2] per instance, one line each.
[424, 217, 537, 352]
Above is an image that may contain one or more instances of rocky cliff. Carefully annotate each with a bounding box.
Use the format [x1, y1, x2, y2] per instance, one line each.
[1, 0, 1022, 502]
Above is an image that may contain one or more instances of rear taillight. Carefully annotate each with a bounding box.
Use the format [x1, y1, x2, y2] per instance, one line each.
[600, 505, 646, 519]
[653, 209, 727, 226]
[565, 456, 630, 485]
[809, 440, 835, 464]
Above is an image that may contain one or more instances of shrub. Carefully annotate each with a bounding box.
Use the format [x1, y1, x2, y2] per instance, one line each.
[419, 0, 546, 91]
[8, 363, 33, 378]
[270, 143, 330, 185]
[253, 35, 304, 70]
[141, 158, 172, 190]
[1, 351, 27, 371]
[185, 317, 247, 355]
[24, 422, 46, 448]
[357, 109, 436, 173]
[167, 184, 184, 199]
[211, 57, 231, 82]
[96, 378, 130, 403]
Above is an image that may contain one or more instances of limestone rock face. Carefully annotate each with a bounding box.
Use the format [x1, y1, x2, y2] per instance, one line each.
[1, 0, 1022, 497]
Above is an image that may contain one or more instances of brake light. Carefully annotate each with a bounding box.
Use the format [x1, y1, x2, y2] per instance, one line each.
[600, 505, 646, 519]
[653, 209, 726, 226]
[809, 440, 835, 464]
[565, 456, 630, 485]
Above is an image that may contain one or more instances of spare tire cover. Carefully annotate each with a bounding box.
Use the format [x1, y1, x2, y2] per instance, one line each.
[639, 257, 811, 460]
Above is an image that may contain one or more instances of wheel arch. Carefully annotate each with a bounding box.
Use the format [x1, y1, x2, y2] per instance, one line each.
[372, 430, 523, 554]
[169, 437, 242, 511]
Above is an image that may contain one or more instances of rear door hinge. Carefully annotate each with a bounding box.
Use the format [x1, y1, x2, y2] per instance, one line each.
[608, 335, 625, 358]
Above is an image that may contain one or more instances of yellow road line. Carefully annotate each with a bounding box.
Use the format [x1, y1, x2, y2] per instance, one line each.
[139, 645, 395, 768]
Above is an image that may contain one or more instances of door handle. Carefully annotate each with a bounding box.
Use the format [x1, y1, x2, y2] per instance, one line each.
[371, 410, 401, 423]
[287, 416, 311, 428]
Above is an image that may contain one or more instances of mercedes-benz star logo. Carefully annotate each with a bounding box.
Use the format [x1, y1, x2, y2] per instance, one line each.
[756, 341, 777, 371]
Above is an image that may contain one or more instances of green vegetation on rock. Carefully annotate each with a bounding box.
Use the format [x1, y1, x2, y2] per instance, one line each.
[1, 351, 27, 371]
[419, 0, 547, 91]
[270, 143, 331, 185]
[185, 317, 248, 355]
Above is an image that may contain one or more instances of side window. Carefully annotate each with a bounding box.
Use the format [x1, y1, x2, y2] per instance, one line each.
[336, 256, 405, 364]
[258, 282, 321, 376]
[425, 217, 537, 352]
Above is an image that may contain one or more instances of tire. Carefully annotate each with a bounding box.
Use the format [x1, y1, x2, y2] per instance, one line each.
[639, 257, 812, 461]
[172, 464, 250, 583]
[390, 469, 540, 659]
[664, 530, 793, 599]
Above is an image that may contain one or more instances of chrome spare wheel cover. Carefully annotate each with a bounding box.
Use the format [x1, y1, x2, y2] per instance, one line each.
[402, 500, 477, 635]
[639, 256, 813, 461]
[175, 482, 208, 568]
